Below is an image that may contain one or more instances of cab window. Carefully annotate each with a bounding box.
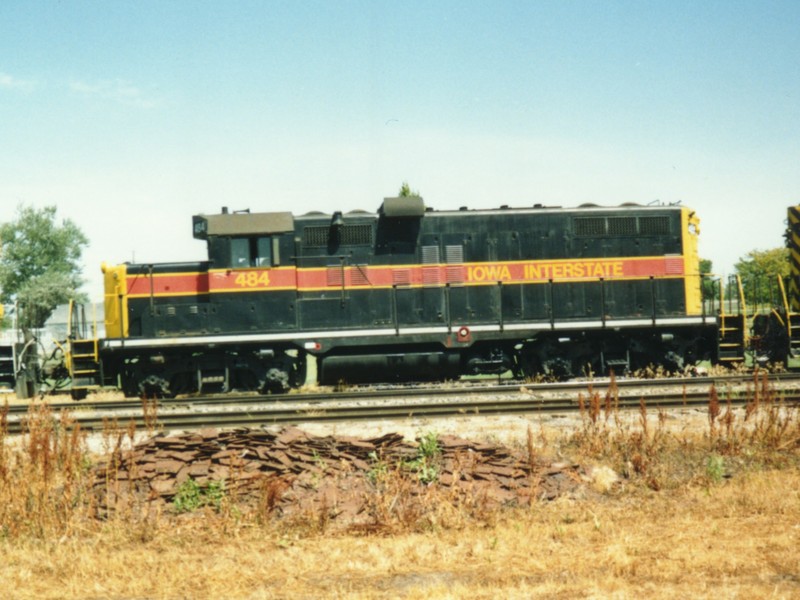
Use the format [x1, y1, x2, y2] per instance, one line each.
[230, 237, 273, 267]
[255, 237, 272, 266]
[231, 238, 250, 267]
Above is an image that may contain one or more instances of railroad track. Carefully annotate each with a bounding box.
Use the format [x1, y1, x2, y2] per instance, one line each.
[5, 370, 796, 415]
[4, 371, 797, 435]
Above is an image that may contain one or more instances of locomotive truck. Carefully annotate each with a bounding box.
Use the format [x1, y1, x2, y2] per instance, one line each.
[62, 196, 762, 400]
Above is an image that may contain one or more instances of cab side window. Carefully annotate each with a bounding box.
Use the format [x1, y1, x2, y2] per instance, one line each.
[230, 237, 273, 267]
[255, 237, 272, 266]
[231, 238, 251, 267]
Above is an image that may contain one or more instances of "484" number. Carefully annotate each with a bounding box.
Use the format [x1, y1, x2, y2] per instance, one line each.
[234, 271, 271, 288]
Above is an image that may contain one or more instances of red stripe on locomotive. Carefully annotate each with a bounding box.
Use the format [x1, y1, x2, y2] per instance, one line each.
[126, 256, 685, 298]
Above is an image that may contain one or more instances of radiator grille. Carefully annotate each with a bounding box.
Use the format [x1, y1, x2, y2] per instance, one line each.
[575, 215, 672, 237]
[304, 224, 373, 247]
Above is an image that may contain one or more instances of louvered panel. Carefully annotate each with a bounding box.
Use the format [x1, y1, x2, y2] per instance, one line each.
[445, 244, 464, 284]
[393, 269, 411, 286]
[327, 267, 343, 287]
[421, 245, 440, 264]
[665, 256, 684, 275]
[350, 266, 369, 286]
[423, 266, 441, 286]
[445, 245, 463, 263]
[446, 265, 465, 284]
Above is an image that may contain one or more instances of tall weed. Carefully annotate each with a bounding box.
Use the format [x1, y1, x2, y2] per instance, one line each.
[570, 370, 800, 491]
[0, 403, 91, 539]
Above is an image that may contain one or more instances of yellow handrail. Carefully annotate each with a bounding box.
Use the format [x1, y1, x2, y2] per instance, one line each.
[67, 298, 75, 339]
[735, 275, 748, 346]
[778, 275, 792, 338]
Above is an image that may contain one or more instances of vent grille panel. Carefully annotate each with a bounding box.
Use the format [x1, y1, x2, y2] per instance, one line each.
[575, 217, 606, 237]
[303, 224, 373, 247]
[640, 216, 671, 235]
[608, 217, 637, 235]
[575, 215, 672, 237]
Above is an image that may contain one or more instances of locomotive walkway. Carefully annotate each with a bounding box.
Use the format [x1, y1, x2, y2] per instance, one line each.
[4, 372, 799, 435]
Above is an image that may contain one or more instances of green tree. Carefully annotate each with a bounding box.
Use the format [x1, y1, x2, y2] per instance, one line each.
[734, 247, 790, 306]
[398, 181, 420, 197]
[699, 258, 718, 302]
[0, 205, 88, 328]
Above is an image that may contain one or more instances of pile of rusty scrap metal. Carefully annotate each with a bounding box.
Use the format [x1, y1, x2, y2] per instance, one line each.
[93, 426, 588, 523]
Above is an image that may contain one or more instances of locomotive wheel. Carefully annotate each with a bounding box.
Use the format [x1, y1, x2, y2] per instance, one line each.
[138, 375, 174, 399]
[259, 350, 306, 393]
[290, 352, 308, 388]
[513, 351, 541, 380]
[542, 357, 573, 380]
[169, 372, 194, 397]
[261, 368, 290, 394]
[121, 378, 139, 399]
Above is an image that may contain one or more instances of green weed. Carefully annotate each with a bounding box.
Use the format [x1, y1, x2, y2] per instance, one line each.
[172, 478, 226, 513]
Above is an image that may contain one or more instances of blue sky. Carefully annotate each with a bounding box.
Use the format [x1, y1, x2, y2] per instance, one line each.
[1, 1, 798, 298]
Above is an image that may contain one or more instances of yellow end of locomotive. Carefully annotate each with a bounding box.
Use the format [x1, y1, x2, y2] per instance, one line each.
[102, 262, 129, 338]
[682, 207, 702, 315]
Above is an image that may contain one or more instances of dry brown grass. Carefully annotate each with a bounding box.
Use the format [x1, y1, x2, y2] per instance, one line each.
[2, 373, 800, 598]
[1, 469, 798, 598]
[0, 402, 91, 540]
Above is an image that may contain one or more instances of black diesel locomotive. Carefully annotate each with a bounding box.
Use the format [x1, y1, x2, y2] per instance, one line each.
[68, 197, 719, 398]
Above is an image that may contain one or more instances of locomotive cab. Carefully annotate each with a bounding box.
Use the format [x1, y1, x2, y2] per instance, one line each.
[192, 208, 293, 269]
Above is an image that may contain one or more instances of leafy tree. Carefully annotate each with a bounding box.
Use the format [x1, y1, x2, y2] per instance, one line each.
[398, 181, 420, 197]
[699, 258, 718, 302]
[0, 205, 88, 328]
[734, 247, 790, 306]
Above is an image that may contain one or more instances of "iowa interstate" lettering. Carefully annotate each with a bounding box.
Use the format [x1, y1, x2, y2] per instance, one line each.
[467, 260, 627, 283]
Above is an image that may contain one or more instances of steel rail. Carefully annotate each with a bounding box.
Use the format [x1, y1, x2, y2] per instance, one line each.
[3, 370, 794, 417]
[5, 383, 798, 436]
